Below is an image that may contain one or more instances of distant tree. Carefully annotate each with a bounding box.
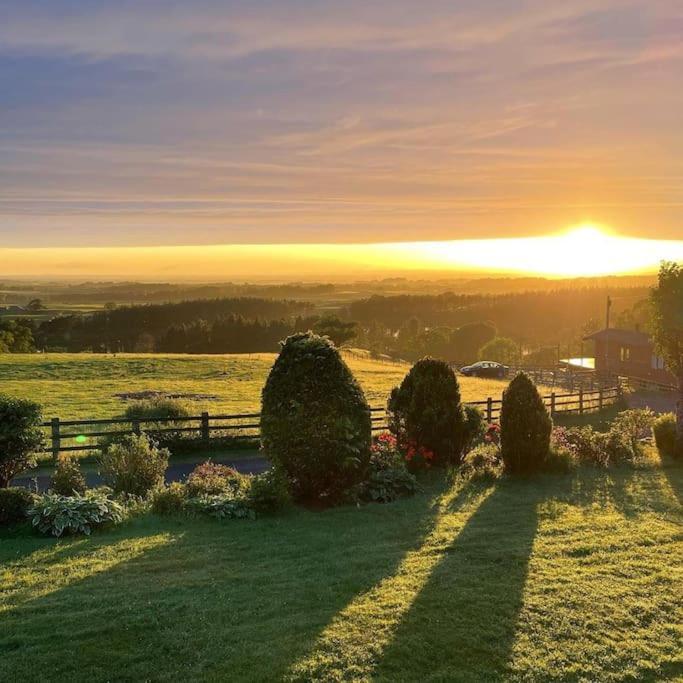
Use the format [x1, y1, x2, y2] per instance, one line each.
[650, 262, 683, 451]
[479, 336, 518, 365]
[312, 315, 357, 348]
[26, 298, 44, 312]
[450, 322, 496, 363]
[0, 320, 35, 353]
[416, 327, 452, 360]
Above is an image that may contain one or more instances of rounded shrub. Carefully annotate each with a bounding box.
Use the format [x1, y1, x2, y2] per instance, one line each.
[261, 332, 371, 502]
[0, 487, 34, 526]
[653, 413, 677, 459]
[387, 358, 466, 465]
[0, 394, 44, 488]
[185, 461, 249, 498]
[500, 372, 552, 474]
[51, 455, 87, 496]
[99, 434, 169, 497]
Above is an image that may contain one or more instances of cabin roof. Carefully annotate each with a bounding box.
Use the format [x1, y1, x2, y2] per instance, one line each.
[583, 328, 652, 347]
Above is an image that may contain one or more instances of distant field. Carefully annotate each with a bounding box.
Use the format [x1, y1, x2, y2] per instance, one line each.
[0, 353, 541, 420]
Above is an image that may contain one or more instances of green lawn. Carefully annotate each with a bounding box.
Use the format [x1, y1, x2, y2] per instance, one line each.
[0, 353, 544, 419]
[1, 459, 681, 682]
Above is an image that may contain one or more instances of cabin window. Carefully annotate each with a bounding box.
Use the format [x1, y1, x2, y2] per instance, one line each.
[651, 355, 665, 370]
[620, 346, 631, 362]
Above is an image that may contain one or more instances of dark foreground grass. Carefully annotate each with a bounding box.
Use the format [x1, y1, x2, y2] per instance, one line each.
[1, 461, 681, 682]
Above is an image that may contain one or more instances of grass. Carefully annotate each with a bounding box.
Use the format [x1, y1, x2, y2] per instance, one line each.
[0, 352, 547, 420]
[1, 457, 681, 682]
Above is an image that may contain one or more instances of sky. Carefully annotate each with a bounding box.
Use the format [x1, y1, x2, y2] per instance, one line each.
[1, 1, 682, 271]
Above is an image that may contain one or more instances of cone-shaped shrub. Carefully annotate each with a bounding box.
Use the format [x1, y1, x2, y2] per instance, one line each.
[500, 372, 552, 474]
[261, 332, 371, 502]
[387, 358, 466, 465]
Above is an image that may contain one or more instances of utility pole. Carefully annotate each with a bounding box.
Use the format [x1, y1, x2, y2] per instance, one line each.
[604, 295, 612, 379]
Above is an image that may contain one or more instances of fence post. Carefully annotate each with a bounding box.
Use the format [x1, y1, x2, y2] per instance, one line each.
[51, 417, 60, 461]
[598, 388, 604, 412]
[550, 393, 556, 418]
[486, 397, 493, 423]
[201, 412, 210, 443]
[132, 419, 141, 436]
[579, 389, 584, 415]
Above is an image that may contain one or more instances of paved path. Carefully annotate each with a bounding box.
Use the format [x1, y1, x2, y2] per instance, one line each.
[12, 451, 270, 492]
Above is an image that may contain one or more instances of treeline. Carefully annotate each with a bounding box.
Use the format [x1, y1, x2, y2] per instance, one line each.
[157, 315, 318, 354]
[349, 287, 649, 347]
[35, 298, 312, 352]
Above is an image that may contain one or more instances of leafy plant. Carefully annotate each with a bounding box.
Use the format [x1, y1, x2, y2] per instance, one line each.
[0, 395, 44, 488]
[261, 332, 372, 503]
[28, 491, 124, 537]
[51, 455, 87, 496]
[653, 413, 677, 459]
[0, 487, 35, 526]
[388, 358, 466, 466]
[150, 482, 187, 515]
[99, 434, 169, 497]
[184, 494, 255, 520]
[185, 461, 250, 498]
[459, 443, 504, 483]
[500, 373, 552, 475]
[356, 467, 420, 504]
[248, 467, 292, 515]
[123, 397, 191, 444]
[610, 409, 655, 457]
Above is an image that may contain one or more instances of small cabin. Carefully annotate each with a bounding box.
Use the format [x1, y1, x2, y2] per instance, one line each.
[584, 328, 674, 385]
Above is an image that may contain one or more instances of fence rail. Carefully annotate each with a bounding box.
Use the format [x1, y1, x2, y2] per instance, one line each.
[40, 386, 622, 459]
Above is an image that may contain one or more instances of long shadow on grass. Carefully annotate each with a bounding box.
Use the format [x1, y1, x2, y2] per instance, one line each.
[0, 486, 446, 682]
[371, 478, 544, 682]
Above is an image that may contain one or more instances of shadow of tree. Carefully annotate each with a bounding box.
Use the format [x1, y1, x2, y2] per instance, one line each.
[1, 485, 446, 682]
[372, 478, 545, 681]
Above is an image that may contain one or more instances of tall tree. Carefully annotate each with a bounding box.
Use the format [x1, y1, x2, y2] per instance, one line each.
[650, 262, 683, 445]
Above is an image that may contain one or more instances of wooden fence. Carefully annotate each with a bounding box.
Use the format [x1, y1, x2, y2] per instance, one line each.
[41, 385, 622, 459]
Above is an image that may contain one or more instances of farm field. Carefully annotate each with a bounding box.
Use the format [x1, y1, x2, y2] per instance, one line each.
[1, 459, 681, 682]
[0, 353, 551, 420]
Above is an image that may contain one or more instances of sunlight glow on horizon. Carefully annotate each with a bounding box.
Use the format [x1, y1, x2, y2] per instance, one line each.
[0, 225, 681, 281]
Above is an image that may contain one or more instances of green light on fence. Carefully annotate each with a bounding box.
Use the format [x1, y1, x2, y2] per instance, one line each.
[75, 434, 88, 444]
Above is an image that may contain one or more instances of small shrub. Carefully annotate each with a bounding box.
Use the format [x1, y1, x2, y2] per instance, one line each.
[500, 373, 552, 475]
[653, 413, 677, 458]
[248, 468, 291, 515]
[124, 398, 191, 444]
[611, 409, 655, 456]
[150, 482, 187, 515]
[357, 468, 420, 504]
[0, 487, 34, 526]
[0, 395, 44, 488]
[99, 434, 169, 497]
[261, 332, 372, 503]
[559, 426, 610, 468]
[463, 405, 487, 453]
[51, 455, 87, 496]
[28, 491, 124, 537]
[186, 461, 250, 498]
[388, 358, 467, 466]
[545, 445, 578, 473]
[459, 444, 503, 483]
[184, 494, 255, 520]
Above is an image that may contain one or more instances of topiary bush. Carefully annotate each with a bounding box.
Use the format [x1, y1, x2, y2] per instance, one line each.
[0, 487, 34, 526]
[0, 395, 44, 488]
[653, 413, 677, 459]
[261, 332, 372, 503]
[500, 373, 552, 474]
[387, 358, 467, 466]
[51, 455, 87, 496]
[99, 434, 169, 497]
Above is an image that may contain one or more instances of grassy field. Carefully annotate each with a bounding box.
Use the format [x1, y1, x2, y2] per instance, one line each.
[0, 353, 548, 419]
[1, 458, 681, 682]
